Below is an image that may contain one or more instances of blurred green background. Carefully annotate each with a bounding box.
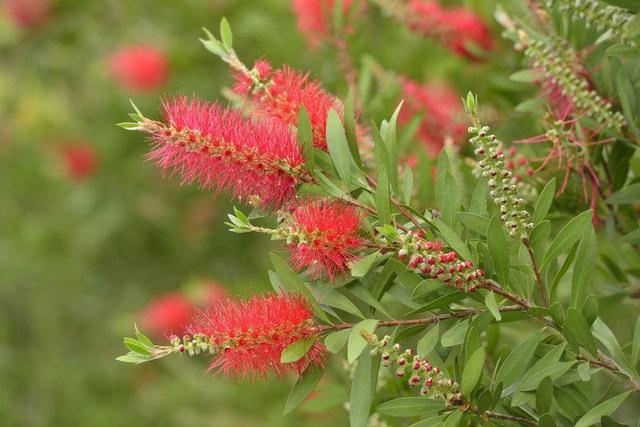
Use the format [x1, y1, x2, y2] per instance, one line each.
[1, 0, 605, 426]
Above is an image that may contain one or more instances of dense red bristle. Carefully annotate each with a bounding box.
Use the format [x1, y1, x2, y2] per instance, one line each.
[145, 96, 305, 208]
[288, 199, 364, 280]
[233, 61, 342, 150]
[188, 293, 325, 381]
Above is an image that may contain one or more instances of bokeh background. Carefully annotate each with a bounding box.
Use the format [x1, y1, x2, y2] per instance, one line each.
[5, 0, 636, 426]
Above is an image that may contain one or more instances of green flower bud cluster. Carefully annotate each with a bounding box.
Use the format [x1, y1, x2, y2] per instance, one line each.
[366, 333, 462, 403]
[467, 126, 533, 239]
[169, 333, 215, 357]
[545, 0, 636, 46]
[523, 34, 626, 131]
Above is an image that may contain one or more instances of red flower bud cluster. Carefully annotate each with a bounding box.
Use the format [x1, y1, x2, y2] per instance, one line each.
[143, 96, 308, 208]
[233, 60, 344, 151]
[399, 78, 466, 156]
[287, 199, 364, 280]
[406, 0, 493, 60]
[398, 232, 482, 291]
[187, 292, 325, 381]
[108, 45, 169, 93]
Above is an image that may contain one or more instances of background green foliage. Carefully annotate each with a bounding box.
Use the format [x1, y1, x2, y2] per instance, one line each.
[2, 0, 640, 426]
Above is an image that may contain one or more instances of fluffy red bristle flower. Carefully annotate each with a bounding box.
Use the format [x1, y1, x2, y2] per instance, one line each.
[108, 45, 169, 93]
[291, 0, 366, 49]
[399, 79, 466, 156]
[188, 292, 325, 381]
[4, 0, 51, 29]
[233, 60, 342, 151]
[287, 199, 364, 280]
[141, 96, 308, 208]
[140, 292, 194, 339]
[60, 143, 99, 181]
[406, 0, 493, 60]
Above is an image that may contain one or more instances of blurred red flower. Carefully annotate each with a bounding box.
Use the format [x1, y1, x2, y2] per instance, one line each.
[60, 143, 99, 181]
[107, 45, 169, 93]
[140, 292, 193, 339]
[4, 0, 51, 29]
[291, 0, 366, 49]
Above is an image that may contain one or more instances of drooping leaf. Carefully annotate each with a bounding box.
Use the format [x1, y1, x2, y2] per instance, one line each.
[348, 319, 378, 363]
[281, 337, 316, 363]
[376, 397, 444, 417]
[324, 329, 351, 354]
[417, 323, 440, 356]
[461, 347, 486, 396]
[484, 292, 501, 321]
[565, 308, 598, 357]
[574, 391, 632, 427]
[487, 217, 510, 285]
[541, 210, 593, 269]
[283, 366, 325, 414]
[571, 225, 596, 308]
[350, 350, 380, 427]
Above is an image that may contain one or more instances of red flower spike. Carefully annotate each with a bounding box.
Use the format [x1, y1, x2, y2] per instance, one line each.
[288, 199, 364, 280]
[233, 60, 343, 151]
[143, 96, 307, 209]
[406, 0, 493, 60]
[399, 78, 466, 156]
[108, 45, 169, 93]
[291, 0, 366, 49]
[4, 0, 51, 29]
[188, 293, 325, 381]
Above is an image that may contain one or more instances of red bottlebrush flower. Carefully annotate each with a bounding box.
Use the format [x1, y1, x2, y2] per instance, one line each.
[291, 0, 366, 49]
[399, 79, 466, 156]
[233, 60, 342, 151]
[288, 199, 363, 280]
[4, 0, 51, 29]
[188, 292, 325, 381]
[108, 45, 169, 93]
[140, 292, 194, 339]
[142, 96, 308, 208]
[406, 0, 493, 60]
[60, 143, 99, 181]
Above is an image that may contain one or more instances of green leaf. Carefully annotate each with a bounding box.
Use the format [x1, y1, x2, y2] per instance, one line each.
[348, 319, 378, 363]
[632, 316, 640, 367]
[541, 210, 593, 269]
[487, 217, 510, 285]
[443, 409, 463, 427]
[376, 397, 444, 417]
[484, 292, 501, 321]
[134, 324, 153, 348]
[409, 416, 444, 427]
[417, 324, 440, 356]
[382, 102, 402, 194]
[281, 337, 316, 363]
[539, 413, 557, 427]
[495, 329, 543, 388]
[469, 178, 488, 216]
[441, 318, 470, 347]
[351, 251, 381, 278]
[606, 183, 640, 205]
[297, 105, 315, 172]
[116, 352, 152, 364]
[269, 253, 331, 324]
[574, 391, 632, 427]
[313, 286, 364, 319]
[439, 172, 460, 231]
[566, 308, 598, 357]
[348, 282, 392, 319]
[571, 225, 596, 308]
[533, 178, 556, 224]
[457, 212, 489, 236]
[621, 229, 640, 244]
[403, 167, 414, 205]
[536, 376, 553, 414]
[344, 88, 363, 169]
[283, 366, 325, 414]
[461, 347, 486, 396]
[350, 350, 380, 427]
[325, 329, 351, 354]
[123, 337, 150, 355]
[434, 218, 472, 261]
[326, 109, 352, 186]
[515, 344, 569, 393]
[375, 165, 391, 224]
[219, 17, 233, 50]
